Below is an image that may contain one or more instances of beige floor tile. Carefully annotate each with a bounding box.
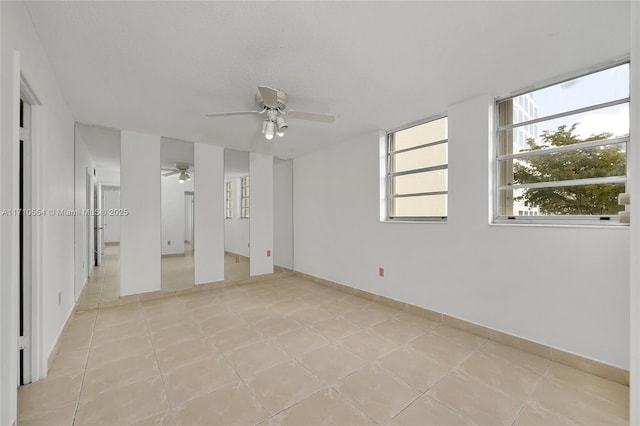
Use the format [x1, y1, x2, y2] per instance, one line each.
[390, 395, 472, 426]
[164, 354, 238, 408]
[481, 340, 549, 375]
[149, 322, 205, 349]
[311, 317, 361, 340]
[91, 320, 148, 347]
[298, 343, 366, 384]
[18, 274, 631, 425]
[458, 352, 541, 400]
[199, 313, 245, 336]
[146, 311, 193, 333]
[427, 371, 523, 426]
[57, 330, 93, 353]
[432, 325, 488, 349]
[272, 387, 375, 426]
[378, 346, 451, 391]
[128, 410, 175, 426]
[372, 318, 425, 344]
[17, 401, 76, 425]
[274, 328, 329, 357]
[393, 313, 440, 331]
[335, 365, 421, 425]
[410, 332, 473, 367]
[81, 352, 160, 400]
[284, 307, 333, 325]
[86, 334, 154, 369]
[225, 340, 290, 379]
[18, 373, 83, 419]
[211, 324, 265, 353]
[174, 381, 268, 426]
[545, 362, 629, 406]
[254, 316, 301, 336]
[513, 403, 575, 426]
[530, 377, 628, 425]
[93, 304, 144, 330]
[189, 304, 230, 322]
[248, 360, 323, 415]
[155, 337, 218, 373]
[337, 328, 400, 361]
[341, 307, 392, 327]
[75, 375, 169, 425]
[47, 348, 88, 378]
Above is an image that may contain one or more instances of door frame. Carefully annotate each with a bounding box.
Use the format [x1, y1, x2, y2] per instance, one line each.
[19, 69, 46, 383]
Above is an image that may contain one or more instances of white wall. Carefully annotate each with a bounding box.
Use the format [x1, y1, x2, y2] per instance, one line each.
[161, 175, 193, 255]
[250, 153, 274, 276]
[294, 94, 630, 370]
[103, 187, 120, 243]
[274, 158, 293, 269]
[1, 3, 76, 424]
[120, 131, 161, 296]
[194, 143, 224, 284]
[224, 176, 250, 257]
[96, 168, 120, 187]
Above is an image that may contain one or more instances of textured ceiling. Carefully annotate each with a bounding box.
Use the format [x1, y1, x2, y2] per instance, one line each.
[26, 1, 630, 158]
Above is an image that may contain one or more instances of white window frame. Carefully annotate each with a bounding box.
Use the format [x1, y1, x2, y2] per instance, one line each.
[384, 113, 448, 222]
[241, 175, 249, 219]
[225, 181, 233, 219]
[493, 61, 630, 227]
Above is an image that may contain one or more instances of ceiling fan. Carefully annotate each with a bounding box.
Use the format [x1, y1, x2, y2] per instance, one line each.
[162, 163, 192, 183]
[206, 86, 336, 140]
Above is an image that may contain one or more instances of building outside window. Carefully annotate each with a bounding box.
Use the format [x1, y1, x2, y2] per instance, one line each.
[385, 116, 448, 221]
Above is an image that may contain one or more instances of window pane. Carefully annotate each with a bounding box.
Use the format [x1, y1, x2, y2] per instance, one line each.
[498, 63, 629, 126]
[501, 143, 626, 186]
[391, 143, 447, 173]
[391, 117, 448, 151]
[392, 194, 447, 217]
[498, 103, 629, 155]
[500, 183, 625, 216]
[392, 169, 447, 195]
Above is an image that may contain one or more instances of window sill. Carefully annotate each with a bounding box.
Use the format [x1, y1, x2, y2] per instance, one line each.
[490, 218, 629, 229]
[381, 219, 447, 224]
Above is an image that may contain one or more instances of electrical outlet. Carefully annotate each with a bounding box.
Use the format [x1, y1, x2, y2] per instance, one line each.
[379, 267, 384, 277]
[267, 250, 271, 257]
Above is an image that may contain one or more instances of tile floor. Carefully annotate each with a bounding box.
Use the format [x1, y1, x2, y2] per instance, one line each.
[77, 244, 120, 306]
[19, 276, 629, 425]
[162, 243, 195, 292]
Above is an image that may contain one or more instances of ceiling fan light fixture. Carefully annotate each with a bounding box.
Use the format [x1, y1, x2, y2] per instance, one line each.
[178, 170, 190, 183]
[275, 117, 288, 137]
[264, 120, 275, 140]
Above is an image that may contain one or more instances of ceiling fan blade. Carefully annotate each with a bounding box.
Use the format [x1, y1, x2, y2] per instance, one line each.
[287, 110, 336, 123]
[258, 86, 279, 108]
[162, 170, 179, 177]
[205, 111, 261, 118]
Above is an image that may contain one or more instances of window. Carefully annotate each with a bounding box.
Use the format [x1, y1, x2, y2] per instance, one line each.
[495, 63, 629, 224]
[225, 181, 233, 219]
[385, 116, 448, 220]
[241, 176, 249, 218]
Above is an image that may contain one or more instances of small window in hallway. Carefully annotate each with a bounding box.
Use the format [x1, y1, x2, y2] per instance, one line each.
[241, 176, 250, 218]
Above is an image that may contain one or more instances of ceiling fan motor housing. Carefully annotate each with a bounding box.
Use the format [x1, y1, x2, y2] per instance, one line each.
[255, 88, 288, 110]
